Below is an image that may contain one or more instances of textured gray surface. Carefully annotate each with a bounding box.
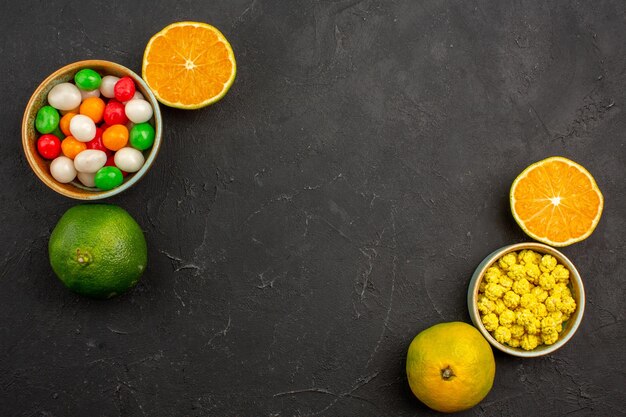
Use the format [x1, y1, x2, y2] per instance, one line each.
[1, 1, 625, 416]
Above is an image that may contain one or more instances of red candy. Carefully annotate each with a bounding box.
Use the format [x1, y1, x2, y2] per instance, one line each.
[114, 76, 136, 102]
[86, 127, 112, 156]
[105, 155, 128, 177]
[103, 100, 128, 125]
[37, 134, 61, 159]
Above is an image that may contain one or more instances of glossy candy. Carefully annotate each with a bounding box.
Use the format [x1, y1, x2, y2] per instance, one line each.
[77, 171, 96, 187]
[69, 114, 96, 142]
[130, 91, 144, 101]
[47, 82, 82, 111]
[100, 75, 120, 98]
[79, 97, 105, 123]
[102, 125, 129, 151]
[35, 105, 60, 134]
[86, 128, 111, 155]
[105, 155, 128, 177]
[59, 112, 76, 136]
[129, 123, 155, 150]
[50, 156, 77, 183]
[125, 99, 153, 123]
[80, 88, 101, 100]
[74, 69, 102, 91]
[61, 136, 87, 159]
[103, 99, 128, 125]
[114, 76, 136, 102]
[73, 149, 108, 173]
[51, 125, 65, 140]
[37, 134, 61, 159]
[94, 166, 123, 190]
[114, 147, 145, 173]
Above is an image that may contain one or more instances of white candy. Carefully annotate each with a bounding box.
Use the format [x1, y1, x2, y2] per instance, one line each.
[50, 156, 77, 183]
[69, 115, 96, 142]
[74, 150, 107, 173]
[47, 82, 82, 111]
[114, 147, 145, 173]
[124, 99, 153, 123]
[124, 91, 144, 104]
[100, 75, 120, 98]
[77, 172, 96, 187]
[80, 88, 101, 100]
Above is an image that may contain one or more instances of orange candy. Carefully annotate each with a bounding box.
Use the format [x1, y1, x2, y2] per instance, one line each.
[59, 112, 77, 136]
[79, 97, 106, 123]
[61, 136, 87, 159]
[102, 125, 129, 151]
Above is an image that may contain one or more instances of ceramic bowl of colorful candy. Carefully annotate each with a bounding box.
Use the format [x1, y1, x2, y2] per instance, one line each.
[22, 60, 162, 199]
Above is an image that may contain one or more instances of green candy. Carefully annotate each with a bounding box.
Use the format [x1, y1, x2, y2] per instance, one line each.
[74, 69, 102, 91]
[51, 125, 65, 140]
[94, 167, 123, 190]
[129, 123, 155, 151]
[35, 105, 60, 134]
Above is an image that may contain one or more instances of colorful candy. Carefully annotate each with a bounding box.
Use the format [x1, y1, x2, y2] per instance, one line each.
[36, 68, 155, 191]
[102, 125, 129, 151]
[61, 136, 87, 159]
[74, 69, 102, 91]
[80, 88, 101, 100]
[37, 134, 61, 159]
[47, 82, 82, 111]
[114, 147, 145, 173]
[50, 156, 77, 183]
[59, 112, 76, 136]
[74, 149, 107, 173]
[77, 171, 96, 187]
[129, 123, 155, 150]
[103, 99, 128, 125]
[35, 106, 60, 134]
[69, 114, 96, 142]
[94, 166, 123, 190]
[80, 97, 106, 123]
[114, 76, 136, 102]
[100, 75, 120, 98]
[125, 99, 153, 123]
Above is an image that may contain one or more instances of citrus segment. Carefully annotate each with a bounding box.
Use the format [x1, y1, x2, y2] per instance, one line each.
[142, 22, 236, 109]
[510, 156, 603, 246]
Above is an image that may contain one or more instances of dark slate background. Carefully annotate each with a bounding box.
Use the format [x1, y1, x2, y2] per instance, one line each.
[1, 1, 624, 416]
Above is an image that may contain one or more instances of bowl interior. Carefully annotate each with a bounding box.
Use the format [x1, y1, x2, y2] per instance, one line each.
[22, 60, 162, 200]
[468, 242, 585, 357]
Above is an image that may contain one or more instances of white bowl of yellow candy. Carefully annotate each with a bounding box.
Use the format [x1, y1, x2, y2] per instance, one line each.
[468, 243, 585, 357]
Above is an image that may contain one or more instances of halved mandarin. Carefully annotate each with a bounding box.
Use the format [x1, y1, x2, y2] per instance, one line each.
[142, 22, 236, 109]
[510, 156, 603, 246]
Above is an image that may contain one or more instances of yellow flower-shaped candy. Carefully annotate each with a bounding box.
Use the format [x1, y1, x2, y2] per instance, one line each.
[477, 295, 496, 315]
[521, 334, 540, 350]
[552, 264, 570, 283]
[512, 278, 532, 295]
[539, 273, 556, 290]
[495, 326, 512, 344]
[510, 324, 525, 338]
[499, 253, 517, 271]
[540, 254, 557, 272]
[545, 296, 562, 312]
[542, 332, 559, 345]
[531, 286, 549, 303]
[485, 283, 506, 301]
[482, 313, 499, 332]
[499, 309, 516, 327]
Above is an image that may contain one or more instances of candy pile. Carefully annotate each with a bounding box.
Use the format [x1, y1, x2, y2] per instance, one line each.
[35, 69, 155, 191]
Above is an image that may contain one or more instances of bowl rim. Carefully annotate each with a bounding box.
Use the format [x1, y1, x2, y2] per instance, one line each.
[22, 59, 162, 200]
[467, 242, 585, 357]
